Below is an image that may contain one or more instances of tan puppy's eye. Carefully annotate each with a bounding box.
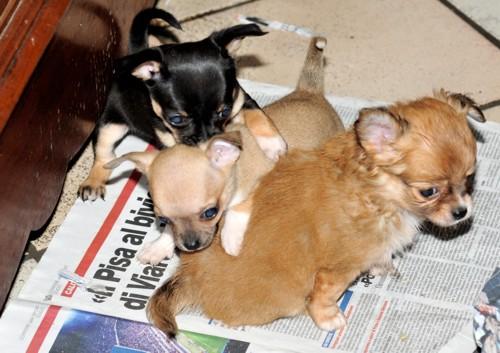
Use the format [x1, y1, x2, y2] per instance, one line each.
[419, 187, 439, 198]
[158, 216, 171, 225]
[200, 207, 218, 221]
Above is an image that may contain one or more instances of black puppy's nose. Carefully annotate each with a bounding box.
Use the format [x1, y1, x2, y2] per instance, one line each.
[203, 124, 222, 140]
[183, 136, 198, 146]
[452, 207, 468, 221]
[183, 237, 201, 251]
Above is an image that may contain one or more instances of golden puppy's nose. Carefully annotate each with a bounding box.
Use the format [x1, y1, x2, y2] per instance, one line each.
[452, 207, 467, 221]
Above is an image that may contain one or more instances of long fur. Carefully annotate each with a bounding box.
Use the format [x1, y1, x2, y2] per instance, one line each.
[147, 273, 192, 337]
[148, 91, 482, 336]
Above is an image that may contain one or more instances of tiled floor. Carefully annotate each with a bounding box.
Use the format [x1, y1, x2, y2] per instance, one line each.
[448, 0, 500, 42]
[161, 0, 500, 120]
[12, 0, 500, 298]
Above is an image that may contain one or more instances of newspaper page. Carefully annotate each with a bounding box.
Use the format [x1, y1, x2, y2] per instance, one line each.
[0, 300, 279, 353]
[1, 80, 498, 353]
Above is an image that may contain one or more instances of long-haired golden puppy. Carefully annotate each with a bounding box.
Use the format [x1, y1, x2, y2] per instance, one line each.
[148, 90, 485, 336]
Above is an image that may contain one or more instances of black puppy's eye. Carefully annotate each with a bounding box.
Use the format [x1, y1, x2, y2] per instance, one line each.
[217, 106, 232, 119]
[200, 207, 218, 221]
[168, 114, 188, 127]
[419, 187, 439, 198]
[158, 216, 171, 225]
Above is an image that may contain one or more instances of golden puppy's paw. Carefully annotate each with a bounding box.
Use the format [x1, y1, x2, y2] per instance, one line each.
[369, 261, 400, 278]
[312, 306, 347, 331]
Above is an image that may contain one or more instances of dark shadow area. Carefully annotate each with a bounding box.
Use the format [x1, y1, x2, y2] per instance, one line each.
[236, 54, 266, 69]
[420, 218, 474, 241]
[470, 122, 486, 143]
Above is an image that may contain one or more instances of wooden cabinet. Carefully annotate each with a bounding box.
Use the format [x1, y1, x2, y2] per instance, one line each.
[0, 0, 155, 311]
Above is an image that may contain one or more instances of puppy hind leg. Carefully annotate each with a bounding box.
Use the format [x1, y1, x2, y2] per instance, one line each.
[241, 95, 287, 161]
[221, 192, 254, 256]
[79, 123, 129, 201]
[307, 268, 353, 331]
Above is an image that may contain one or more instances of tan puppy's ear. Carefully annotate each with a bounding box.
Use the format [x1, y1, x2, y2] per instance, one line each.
[104, 150, 160, 176]
[355, 107, 407, 165]
[434, 89, 486, 123]
[206, 131, 242, 169]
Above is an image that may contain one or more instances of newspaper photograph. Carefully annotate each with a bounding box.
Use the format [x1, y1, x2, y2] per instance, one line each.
[0, 300, 272, 353]
[0, 80, 498, 353]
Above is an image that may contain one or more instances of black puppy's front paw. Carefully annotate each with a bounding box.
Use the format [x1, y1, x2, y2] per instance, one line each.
[78, 181, 106, 201]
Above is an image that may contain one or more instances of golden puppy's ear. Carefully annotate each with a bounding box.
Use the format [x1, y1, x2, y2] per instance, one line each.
[104, 150, 160, 176]
[206, 131, 242, 169]
[434, 89, 486, 123]
[355, 107, 407, 165]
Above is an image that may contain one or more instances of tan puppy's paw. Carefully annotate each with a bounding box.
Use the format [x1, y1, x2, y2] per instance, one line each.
[311, 305, 347, 331]
[255, 135, 287, 162]
[137, 233, 175, 265]
[78, 178, 106, 201]
[221, 210, 250, 256]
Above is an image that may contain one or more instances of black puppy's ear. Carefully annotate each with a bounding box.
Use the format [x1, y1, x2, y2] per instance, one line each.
[211, 24, 266, 56]
[132, 61, 162, 81]
[115, 47, 165, 81]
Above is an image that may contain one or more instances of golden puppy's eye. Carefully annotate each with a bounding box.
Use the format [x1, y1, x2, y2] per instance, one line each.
[419, 187, 439, 198]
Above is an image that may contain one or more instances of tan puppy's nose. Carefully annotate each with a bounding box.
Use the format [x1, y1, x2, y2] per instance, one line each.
[183, 235, 202, 251]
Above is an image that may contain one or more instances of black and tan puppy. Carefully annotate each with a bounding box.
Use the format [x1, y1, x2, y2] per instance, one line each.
[79, 9, 285, 200]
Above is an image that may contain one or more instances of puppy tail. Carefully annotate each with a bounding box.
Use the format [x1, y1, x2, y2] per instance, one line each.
[296, 36, 327, 93]
[129, 8, 182, 54]
[147, 273, 193, 337]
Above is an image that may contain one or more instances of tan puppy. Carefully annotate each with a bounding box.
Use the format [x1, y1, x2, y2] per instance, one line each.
[147, 90, 485, 336]
[106, 37, 344, 262]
